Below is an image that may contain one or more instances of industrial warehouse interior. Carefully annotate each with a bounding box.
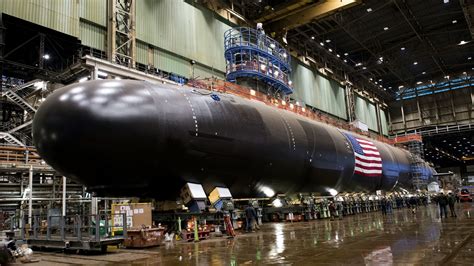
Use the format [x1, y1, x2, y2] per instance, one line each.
[0, 0, 473, 264]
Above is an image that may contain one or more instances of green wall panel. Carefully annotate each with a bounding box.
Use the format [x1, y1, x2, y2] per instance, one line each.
[355, 95, 378, 132]
[137, 41, 225, 79]
[291, 61, 347, 119]
[136, 0, 230, 73]
[0, 0, 79, 37]
[79, 0, 106, 26]
[193, 64, 225, 79]
[136, 41, 148, 65]
[154, 49, 190, 77]
[79, 21, 106, 50]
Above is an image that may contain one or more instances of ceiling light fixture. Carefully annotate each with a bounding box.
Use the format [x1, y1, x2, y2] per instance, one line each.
[320, 42, 324, 46]
[452, 20, 457, 24]
[413, 61, 418, 65]
[343, 59, 347, 63]
[422, 71, 426, 75]
[344, 52, 348, 56]
[311, 36, 315, 40]
[367, 8, 373, 12]
[401, 47, 405, 51]
[458, 40, 469, 45]
[328, 48, 333, 52]
[383, 27, 389, 31]
[326, 39, 331, 43]
[416, 81, 422, 85]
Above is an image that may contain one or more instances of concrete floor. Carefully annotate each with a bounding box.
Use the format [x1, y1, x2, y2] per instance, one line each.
[20, 203, 473, 265]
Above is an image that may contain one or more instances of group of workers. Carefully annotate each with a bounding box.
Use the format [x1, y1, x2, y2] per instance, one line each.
[242, 191, 461, 232]
[244, 205, 260, 233]
[380, 193, 458, 218]
[434, 192, 458, 218]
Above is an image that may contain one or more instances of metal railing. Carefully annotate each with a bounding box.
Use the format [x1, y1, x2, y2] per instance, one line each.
[11, 213, 127, 242]
[224, 27, 291, 67]
[390, 123, 473, 137]
[0, 144, 43, 165]
[224, 27, 293, 95]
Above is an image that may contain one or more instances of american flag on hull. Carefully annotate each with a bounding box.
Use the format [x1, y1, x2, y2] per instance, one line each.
[343, 133, 383, 177]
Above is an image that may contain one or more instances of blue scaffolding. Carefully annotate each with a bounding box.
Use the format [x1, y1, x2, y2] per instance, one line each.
[224, 27, 293, 95]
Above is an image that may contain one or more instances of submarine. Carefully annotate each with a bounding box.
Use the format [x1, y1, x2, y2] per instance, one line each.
[32, 80, 433, 198]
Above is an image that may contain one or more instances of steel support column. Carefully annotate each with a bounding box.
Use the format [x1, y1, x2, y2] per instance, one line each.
[345, 85, 356, 122]
[39, 33, 45, 69]
[107, 0, 136, 67]
[450, 90, 458, 125]
[28, 165, 33, 225]
[375, 103, 382, 136]
[0, 14, 5, 91]
[62, 176, 66, 217]
[401, 103, 406, 132]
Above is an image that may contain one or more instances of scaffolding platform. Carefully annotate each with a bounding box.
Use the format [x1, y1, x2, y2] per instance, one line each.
[224, 27, 293, 95]
[27, 236, 123, 252]
[11, 213, 127, 253]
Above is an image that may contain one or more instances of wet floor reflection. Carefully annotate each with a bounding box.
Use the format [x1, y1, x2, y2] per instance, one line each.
[125, 203, 474, 265]
[32, 204, 469, 265]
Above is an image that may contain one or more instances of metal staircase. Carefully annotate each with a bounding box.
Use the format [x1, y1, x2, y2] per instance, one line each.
[0, 79, 44, 146]
[7, 120, 33, 134]
[0, 132, 26, 146]
[2, 90, 37, 113]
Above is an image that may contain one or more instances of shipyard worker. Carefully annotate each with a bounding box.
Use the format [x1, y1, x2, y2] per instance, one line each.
[329, 200, 337, 220]
[437, 193, 449, 219]
[256, 23, 265, 35]
[244, 205, 257, 233]
[256, 23, 266, 49]
[386, 197, 393, 214]
[448, 192, 457, 217]
[336, 201, 344, 219]
[409, 196, 417, 214]
[381, 198, 387, 215]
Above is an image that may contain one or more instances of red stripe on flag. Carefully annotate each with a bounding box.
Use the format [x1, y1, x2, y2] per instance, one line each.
[356, 157, 382, 163]
[360, 146, 379, 151]
[355, 163, 382, 170]
[354, 170, 382, 177]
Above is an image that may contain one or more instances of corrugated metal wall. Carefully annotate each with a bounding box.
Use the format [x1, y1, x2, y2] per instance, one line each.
[2, 0, 388, 130]
[79, 20, 106, 50]
[136, 40, 225, 79]
[79, 0, 106, 26]
[291, 61, 347, 120]
[135, 0, 230, 74]
[0, 0, 79, 36]
[355, 95, 378, 132]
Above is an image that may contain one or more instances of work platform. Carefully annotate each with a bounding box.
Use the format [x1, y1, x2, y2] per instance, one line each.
[9, 213, 127, 253]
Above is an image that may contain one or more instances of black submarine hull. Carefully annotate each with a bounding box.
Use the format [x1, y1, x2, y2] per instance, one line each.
[33, 80, 429, 198]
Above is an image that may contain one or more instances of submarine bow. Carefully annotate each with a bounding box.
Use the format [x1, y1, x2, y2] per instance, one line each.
[33, 80, 428, 198]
